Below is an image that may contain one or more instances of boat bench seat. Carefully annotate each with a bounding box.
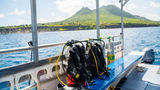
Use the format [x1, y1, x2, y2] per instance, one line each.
[87, 51, 145, 90]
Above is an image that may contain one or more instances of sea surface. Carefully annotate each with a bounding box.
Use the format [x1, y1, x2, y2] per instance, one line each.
[0, 27, 160, 69]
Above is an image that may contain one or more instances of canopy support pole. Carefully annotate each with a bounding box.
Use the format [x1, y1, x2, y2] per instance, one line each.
[121, 0, 124, 56]
[96, 0, 100, 39]
[30, 0, 39, 62]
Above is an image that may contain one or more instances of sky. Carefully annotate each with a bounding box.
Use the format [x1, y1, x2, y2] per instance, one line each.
[0, 0, 160, 26]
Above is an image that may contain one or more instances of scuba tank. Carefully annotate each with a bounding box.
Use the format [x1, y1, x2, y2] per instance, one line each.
[86, 41, 110, 78]
[66, 44, 93, 87]
[56, 39, 110, 89]
[67, 45, 86, 87]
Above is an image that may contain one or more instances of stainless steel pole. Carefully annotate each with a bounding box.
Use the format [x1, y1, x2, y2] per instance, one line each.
[96, 0, 100, 39]
[121, 0, 124, 56]
[30, 0, 39, 62]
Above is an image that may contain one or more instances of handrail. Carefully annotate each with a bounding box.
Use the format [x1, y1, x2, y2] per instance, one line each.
[112, 35, 122, 38]
[103, 35, 122, 39]
[0, 47, 33, 54]
[0, 36, 122, 55]
[38, 42, 65, 48]
[0, 42, 65, 54]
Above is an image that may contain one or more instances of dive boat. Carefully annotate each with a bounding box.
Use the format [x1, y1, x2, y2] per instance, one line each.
[0, 0, 160, 90]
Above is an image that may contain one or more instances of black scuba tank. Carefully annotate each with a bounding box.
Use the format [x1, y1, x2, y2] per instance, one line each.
[86, 43, 107, 77]
[75, 45, 93, 81]
[66, 45, 88, 87]
[95, 43, 107, 70]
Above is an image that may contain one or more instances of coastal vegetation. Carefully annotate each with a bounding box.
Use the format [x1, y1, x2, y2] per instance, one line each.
[0, 5, 160, 34]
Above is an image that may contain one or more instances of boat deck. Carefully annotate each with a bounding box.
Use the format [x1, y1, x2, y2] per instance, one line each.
[86, 52, 144, 90]
[119, 64, 160, 90]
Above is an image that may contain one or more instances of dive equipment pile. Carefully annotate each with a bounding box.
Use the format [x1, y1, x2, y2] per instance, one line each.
[56, 39, 110, 89]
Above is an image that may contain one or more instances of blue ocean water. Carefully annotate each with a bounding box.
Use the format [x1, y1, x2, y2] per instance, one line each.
[0, 27, 160, 89]
[0, 27, 160, 69]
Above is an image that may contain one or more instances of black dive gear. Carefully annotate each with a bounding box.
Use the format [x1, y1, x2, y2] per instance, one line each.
[59, 39, 110, 89]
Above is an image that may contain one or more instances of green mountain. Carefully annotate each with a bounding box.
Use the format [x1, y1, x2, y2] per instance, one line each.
[1, 5, 160, 33]
[47, 5, 159, 27]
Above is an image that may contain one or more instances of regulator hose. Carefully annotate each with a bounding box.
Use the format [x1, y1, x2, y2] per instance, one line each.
[55, 46, 67, 86]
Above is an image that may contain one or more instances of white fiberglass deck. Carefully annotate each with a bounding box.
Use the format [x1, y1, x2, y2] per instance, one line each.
[120, 64, 160, 90]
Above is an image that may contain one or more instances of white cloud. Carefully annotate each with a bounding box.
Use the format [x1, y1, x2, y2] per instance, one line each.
[28, 10, 31, 16]
[17, 19, 30, 25]
[150, 1, 160, 8]
[124, 3, 137, 10]
[100, 0, 119, 7]
[51, 13, 66, 21]
[38, 16, 66, 23]
[144, 14, 160, 21]
[136, 12, 160, 21]
[10, 8, 26, 16]
[38, 18, 53, 23]
[54, 16, 66, 21]
[55, 0, 120, 17]
[56, 0, 85, 17]
[18, 19, 25, 25]
[12, 0, 22, 2]
[51, 12, 55, 17]
[0, 13, 5, 18]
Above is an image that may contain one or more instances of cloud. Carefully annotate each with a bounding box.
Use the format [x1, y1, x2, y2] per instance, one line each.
[38, 16, 66, 23]
[37, 18, 53, 23]
[124, 3, 137, 10]
[17, 19, 30, 25]
[28, 10, 31, 16]
[55, 0, 120, 17]
[10, 8, 26, 16]
[100, 0, 119, 7]
[150, 1, 160, 8]
[51, 13, 66, 21]
[51, 12, 55, 17]
[56, 0, 85, 17]
[18, 19, 25, 25]
[54, 16, 67, 22]
[0, 13, 5, 18]
[144, 14, 160, 21]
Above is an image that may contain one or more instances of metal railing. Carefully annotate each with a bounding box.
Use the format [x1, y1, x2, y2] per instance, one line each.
[0, 42, 65, 54]
[0, 36, 123, 90]
[0, 0, 124, 89]
[0, 35, 121, 55]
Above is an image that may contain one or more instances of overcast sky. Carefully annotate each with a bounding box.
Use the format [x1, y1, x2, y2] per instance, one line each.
[0, 0, 160, 26]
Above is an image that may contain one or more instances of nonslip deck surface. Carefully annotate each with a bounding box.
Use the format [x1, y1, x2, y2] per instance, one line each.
[120, 64, 160, 90]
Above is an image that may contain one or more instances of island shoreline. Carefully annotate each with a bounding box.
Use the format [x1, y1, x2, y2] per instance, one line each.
[0, 25, 160, 34]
